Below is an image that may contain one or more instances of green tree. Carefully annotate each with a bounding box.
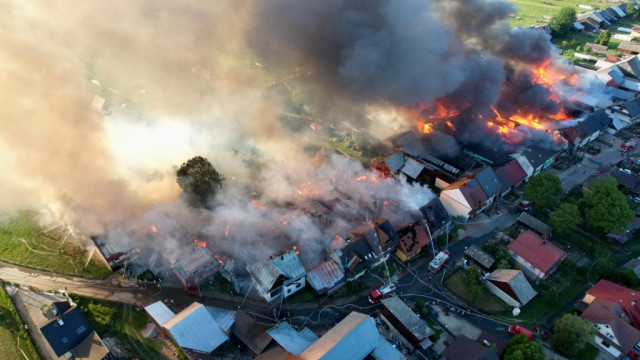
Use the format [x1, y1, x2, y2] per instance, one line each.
[596, 30, 611, 46]
[583, 46, 591, 54]
[176, 156, 224, 207]
[524, 173, 562, 211]
[575, 46, 582, 53]
[561, 40, 568, 49]
[550, 7, 577, 36]
[583, 177, 634, 233]
[504, 334, 545, 360]
[462, 265, 484, 300]
[549, 203, 582, 235]
[549, 314, 596, 356]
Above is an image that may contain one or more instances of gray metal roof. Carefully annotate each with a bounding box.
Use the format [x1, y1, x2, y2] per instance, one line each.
[488, 269, 537, 305]
[473, 167, 501, 198]
[464, 245, 496, 269]
[381, 297, 434, 340]
[164, 302, 228, 353]
[300, 312, 380, 360]
[307, 259, 345, 293]
[384, 152, 405, 173]
[267, 322, 318, 355]
[371, 334, 404, 360]
[517, 212, 552, 237]
[402, 157, 425, 179]
[174, 246, 216, 278]
[206, 306, 237, 332]
[248, 250, 306, 293]
[144, 301, 175, 326]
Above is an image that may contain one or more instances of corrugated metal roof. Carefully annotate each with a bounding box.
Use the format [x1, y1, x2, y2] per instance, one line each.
[248, 250, 306, 294]
[144, 301, 175, 326]
[488, 269, 537, 305]
[267, 322, 318, 356]
[371, 334, 404, 360]
[384, 152, 405, 173]
[206, 306, 237, 332]
[401, 157, 424, 179]
[300, 312, 379, 360]
[381, 297, 434, 340]
[164, 302, 228, 353]
[307, 259, 345, 293]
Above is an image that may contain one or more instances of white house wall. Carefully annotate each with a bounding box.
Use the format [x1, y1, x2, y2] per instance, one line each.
[439, 189, 472, 220]
[486, 281, 520, 307]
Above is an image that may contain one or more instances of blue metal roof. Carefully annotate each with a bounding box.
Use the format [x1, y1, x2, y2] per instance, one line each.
[267, 322, 318, 355]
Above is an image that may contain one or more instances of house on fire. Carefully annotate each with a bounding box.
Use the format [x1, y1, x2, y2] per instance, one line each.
[395, 223, 431, 263]
[418, 197, 451, 238]
[172, 245, 218, 289]
[561, 109, 613, 148]
[439, 177, 489, 221]
[247, 250, 307, 302]
[507, 230, 566, 282]
[306, 254, 346, 296]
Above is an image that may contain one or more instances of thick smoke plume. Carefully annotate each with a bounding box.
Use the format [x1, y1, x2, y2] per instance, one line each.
[1, 0, 587, 275]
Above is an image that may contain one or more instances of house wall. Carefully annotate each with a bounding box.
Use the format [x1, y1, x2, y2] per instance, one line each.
[486, 281, 520, 307]
[283, 277, 305, 299]
[510, 253, 545, 283]
[439, 189, 472, 220]
[512, 154, 534, 178]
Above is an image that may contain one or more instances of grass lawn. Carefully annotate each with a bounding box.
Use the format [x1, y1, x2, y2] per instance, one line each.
[444, 272, 510, 314]
[286, 287, 317, 304]
[574, 343, 599, 360]
[71, 295, 168, 360]
[509, 0, 603, 27]
[0, 284, 40, 360]
[0, 211, 111, 279]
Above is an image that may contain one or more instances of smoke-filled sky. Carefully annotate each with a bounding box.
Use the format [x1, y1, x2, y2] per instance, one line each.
[0, 0, 587, 268]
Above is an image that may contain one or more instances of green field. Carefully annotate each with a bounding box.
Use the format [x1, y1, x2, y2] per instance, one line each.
[509, 0, 608, 27]
[71, 295, 177, 360]
[0, 211, 111, 279]
[444, 271, 511, 314]
[0, 284, 40, 360]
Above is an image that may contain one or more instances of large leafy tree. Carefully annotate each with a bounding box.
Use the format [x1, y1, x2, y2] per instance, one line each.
[550, 7, 577, 36]
[549, 203, 582, 235]
[524, 173, 562, 212]
[504, 334, 545, 360]
[549, 314, 596, 356]
[176, 156, 224, 207]
[583, 177, 634, 233]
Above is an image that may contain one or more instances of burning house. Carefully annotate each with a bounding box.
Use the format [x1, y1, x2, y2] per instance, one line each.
[172, 245, 219, 290]
[561, 109, 613, 149]
[247, 249, 306, 302]
[395, 223, 431, 263]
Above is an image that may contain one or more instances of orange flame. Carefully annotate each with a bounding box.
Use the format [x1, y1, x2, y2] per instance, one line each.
[422, 122, 434, 134]
[292, 245, 299, 255]
[193, 239, 207, 248]
[150, 225, 158, 233]
[251, 199, 267, 210]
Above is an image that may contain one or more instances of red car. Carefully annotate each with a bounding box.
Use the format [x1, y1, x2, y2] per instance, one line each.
[508, 325, 534, 340]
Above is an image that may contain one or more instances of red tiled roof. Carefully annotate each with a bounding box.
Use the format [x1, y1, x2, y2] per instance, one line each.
[586, 280, 640, 309]
[500, 159, 527, 185]
[507, 230, 566, 273]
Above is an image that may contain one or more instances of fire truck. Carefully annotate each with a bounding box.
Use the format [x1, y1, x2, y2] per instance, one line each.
[368, 283, 397, 303]
[621, 140, 637, 152]
[508, 325, 534, 340]
[428, 250, 450, 274]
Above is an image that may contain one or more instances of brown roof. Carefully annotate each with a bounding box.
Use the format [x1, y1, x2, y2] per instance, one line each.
[231, 310, 272, 355]
[507, 230, 566, 273]
[70, 331, 110, 360]
[397, 223, 430, 258]
[582, 298, 640, 353]
[495, 159, 527, 189]
[443, 178, 488, 210]
[586, 280, 640, 309]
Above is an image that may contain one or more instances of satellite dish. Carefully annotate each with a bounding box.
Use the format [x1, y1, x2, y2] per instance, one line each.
[512, 308, 521, 317]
